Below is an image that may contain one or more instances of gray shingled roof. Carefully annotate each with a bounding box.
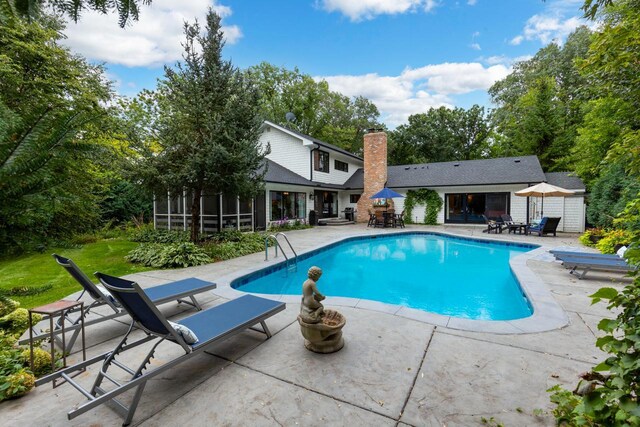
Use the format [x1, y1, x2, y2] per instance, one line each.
[341, 156, 546, 189]
[545, 172, 586, 191]
[261, 159, 314, 186]
[264, 121, 363, 161]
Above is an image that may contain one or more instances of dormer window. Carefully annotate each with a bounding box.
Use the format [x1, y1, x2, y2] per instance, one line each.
[314, 150, 329, 173]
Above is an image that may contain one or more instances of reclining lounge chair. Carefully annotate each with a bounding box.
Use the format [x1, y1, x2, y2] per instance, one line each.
[550, 249, 624, 262]
[528, 217, 561, 236]
[21, 254, 217, 349]
[482, 215, 502, 234]
[560, 255, 636, 279]
[37, 272, 285, 426]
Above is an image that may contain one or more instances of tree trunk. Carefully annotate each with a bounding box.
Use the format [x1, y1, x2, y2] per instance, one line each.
[190, 188, 202, 243]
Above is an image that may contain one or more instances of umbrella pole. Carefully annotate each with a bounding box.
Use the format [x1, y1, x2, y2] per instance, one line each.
[526, 196, 530, 224]
[541, 195, 544, 218]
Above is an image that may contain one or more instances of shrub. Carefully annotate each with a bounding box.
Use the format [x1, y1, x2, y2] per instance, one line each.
[20, 348, 52, 377]
[129, 225, 190, 244]
[204, 232, 268, 262]
[595, 228, 635, 254]
[578, 228, 605, 247]
[0, 296, 19, 318]
[0, 369, 35, 401]
[127, 242, 211, 268]
[0, 309, 41, 338]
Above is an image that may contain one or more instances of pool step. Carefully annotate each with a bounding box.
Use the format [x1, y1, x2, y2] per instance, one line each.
[317, 218, 355, 226]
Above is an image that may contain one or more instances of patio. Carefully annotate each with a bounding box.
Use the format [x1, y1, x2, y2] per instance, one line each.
[2, 224, 630, 426]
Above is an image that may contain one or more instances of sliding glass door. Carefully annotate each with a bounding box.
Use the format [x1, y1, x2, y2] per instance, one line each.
[445, 192, 509, 223]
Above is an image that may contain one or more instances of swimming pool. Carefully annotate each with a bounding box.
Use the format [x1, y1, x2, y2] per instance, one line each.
[232, 233, 536, 321]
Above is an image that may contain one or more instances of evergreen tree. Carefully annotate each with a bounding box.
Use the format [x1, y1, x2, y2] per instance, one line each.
[144, 10, 267, 243]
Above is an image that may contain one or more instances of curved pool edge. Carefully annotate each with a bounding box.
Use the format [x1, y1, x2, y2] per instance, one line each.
[212, 230, 570, 335]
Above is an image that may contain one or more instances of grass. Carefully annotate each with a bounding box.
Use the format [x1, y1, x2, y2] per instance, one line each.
[0, 239, 152, 309]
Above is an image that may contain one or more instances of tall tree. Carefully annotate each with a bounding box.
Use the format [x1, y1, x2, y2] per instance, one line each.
[245, 62, 381, 155]
[0, 16, 113, 253]
[488, 27, 593, 170]
[143, 10, 267, 243]
[389, 106, 491, 165]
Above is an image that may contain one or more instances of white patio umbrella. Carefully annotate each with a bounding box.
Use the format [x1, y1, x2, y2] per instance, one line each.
[515, 182, 575, 218]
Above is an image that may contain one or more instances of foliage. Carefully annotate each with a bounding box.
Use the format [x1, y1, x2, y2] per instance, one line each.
[129, 225, 190, 244]
[268, 219, 311, 232]
[0, 308, 41, 337]
[389, 105, 491, 166]
[0, 17, 113, 254]
[20, 347, 52, 377]
[141, 10, 267, 243]
[126, 242, 211, 268]
[579, 228, 605, 247]
[245, 62, 382, 155]
[596, 229, 636, 254]
[403, 189, 443, 225]
[98, 179, 152, 225]
[0, 295, 19, 317]
[1, 0, 151, 27]
[488, 27, 593, 171]
[0, 368, 35, 401]
[203, 232, 268, 262]
[587, 162, 640, 229]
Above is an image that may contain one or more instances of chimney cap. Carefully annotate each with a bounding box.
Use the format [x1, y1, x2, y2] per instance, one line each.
[364, 128, 385, 134]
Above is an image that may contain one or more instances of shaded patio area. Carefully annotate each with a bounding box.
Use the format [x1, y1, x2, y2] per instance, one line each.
[2, 225, 630, 426]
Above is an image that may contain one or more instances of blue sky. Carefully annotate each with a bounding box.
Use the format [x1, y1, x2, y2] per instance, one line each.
[61, 0, 589, 127]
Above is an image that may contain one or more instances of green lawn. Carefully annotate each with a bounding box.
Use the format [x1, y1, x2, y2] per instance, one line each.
[0, 239, 152, 309]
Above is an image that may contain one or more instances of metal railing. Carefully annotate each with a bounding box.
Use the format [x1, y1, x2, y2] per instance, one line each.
[264, 232, 298, 272]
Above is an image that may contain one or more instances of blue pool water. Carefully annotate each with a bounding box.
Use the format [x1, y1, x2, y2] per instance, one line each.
[233, 233, 535, 320]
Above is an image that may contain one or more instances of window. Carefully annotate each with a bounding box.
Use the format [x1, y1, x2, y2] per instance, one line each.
[270, 191, 307, 221]
[334, 159, 348, 172]
[349, 194, 361, 203]
[314, 150, 329, 173]
[445, 192, 509, 223]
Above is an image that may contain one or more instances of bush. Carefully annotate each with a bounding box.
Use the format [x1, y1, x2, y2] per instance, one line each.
[578, 228, 605, 247]
[268, 219, 311, 232]
[0, 296, 19, 318]
[204, 232, 268, 262]
[0, 368, 35, 401]
[129, 225, 190, 244]
[0, 309, 41, 338]
[126, 242, 211, 268]
[20, 348, 52, 377]
[595, 229, 635, 254]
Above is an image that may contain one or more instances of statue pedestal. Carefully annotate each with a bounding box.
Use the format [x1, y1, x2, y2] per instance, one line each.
[297, 309, 345, 354]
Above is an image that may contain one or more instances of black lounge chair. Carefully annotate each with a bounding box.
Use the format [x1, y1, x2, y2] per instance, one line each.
[528, 217, 561, 236]
[482, 215, 501, 234]
[500, 214, 528, 234]
[560, 255, 636, 279]
[20, 254, 217, 349]
[37, 273, 285, 426]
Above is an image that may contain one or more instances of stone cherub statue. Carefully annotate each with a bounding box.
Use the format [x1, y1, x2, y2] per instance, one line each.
[299, 266, 326, 324]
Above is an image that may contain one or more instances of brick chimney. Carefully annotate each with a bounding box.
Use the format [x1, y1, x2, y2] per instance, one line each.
[356, 130, 388, 222]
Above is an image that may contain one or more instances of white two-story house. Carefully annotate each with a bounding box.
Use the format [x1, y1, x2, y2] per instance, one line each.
[154, 121, 586, 233]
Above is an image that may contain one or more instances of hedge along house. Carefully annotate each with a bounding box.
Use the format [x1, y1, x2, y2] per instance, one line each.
[154, 125, 586, 233]
[350, 130, 587, 232]
[154, 120, 365, 232]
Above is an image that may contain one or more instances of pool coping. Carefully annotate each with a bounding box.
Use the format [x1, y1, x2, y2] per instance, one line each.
[211, 230, 570, 334]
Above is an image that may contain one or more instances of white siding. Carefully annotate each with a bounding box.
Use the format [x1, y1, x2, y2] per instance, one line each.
[339, 192, 363, 219]
[312, 151, 362, 185]
[391, 184, 585, 232]
[260, 127, 311, 180]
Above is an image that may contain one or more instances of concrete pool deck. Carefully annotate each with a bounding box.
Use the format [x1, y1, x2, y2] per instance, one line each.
[2, 224, 632, 426]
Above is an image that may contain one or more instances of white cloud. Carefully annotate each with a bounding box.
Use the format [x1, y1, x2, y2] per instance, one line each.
[510, 0, 589, 46]
[482, 54, 532, 66]
[319, 0, 437, 21]
[467, 0, 478, 5]
[470, 43, 481, 50]
[509, 35, 524, 45]
[61, 0, 242, 67]
[318, 62, 510, 127]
